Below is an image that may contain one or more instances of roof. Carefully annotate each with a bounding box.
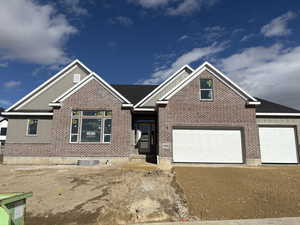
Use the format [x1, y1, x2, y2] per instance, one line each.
[111, 84, 158, 105]
[111, 85, 300, 114]
[256, 98, 300, 114]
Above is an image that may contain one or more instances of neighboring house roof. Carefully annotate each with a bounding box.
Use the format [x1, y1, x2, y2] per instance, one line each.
[256, 98, 300, 114]
[112, 84, 158, 105]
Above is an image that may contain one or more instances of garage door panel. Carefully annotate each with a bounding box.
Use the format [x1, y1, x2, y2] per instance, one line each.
[259, 127, 298, 163]
[172, 129, 243, 163]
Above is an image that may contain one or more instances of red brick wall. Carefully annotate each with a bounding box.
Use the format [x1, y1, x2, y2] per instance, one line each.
[5, 79, 132, 157]
[51, 79, 132, 157]
[4, 143, 53, 156]
[158, 70, 260, 161]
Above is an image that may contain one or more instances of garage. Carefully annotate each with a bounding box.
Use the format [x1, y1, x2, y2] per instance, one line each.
[259, 127, 298, 163]
[172, 128, 244, 163]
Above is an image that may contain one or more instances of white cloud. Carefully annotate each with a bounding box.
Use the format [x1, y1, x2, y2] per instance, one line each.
[109, 16, 134, 26]
[140, 42, 226, 84]
[218, 44, 300, 109]
[0, 99, 11, 107]
[261, 11, 296, 37]
[128, 0, 218, 15]
[178, 35, 189, 41]
[128, 0, 171, 8]
[167, 0, 218, 16]
[0, 63, 8, 68]
[240, 34, 255, 42]
[4, 80, 21, 88]
[60, 0, 88, 16]
[0, 0, 77, 66]
[202, 26, 225, 42]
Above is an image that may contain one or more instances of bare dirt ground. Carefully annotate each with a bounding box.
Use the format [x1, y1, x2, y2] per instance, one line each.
[0, 163, 188, 225]
[2, 164, 300, 225]
[174, 166, 300, 221]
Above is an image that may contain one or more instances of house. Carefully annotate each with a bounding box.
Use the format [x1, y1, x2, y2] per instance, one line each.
[0, 116, 8, 150]
[2, 60, 300, 165]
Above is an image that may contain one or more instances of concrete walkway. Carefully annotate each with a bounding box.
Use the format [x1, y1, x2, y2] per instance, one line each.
[130, 217, 300, 225]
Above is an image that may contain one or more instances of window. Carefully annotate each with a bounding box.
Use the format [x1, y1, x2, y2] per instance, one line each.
[200, 79, 213, 100]
[0, 128, 7, 136]
[70, 110, 112, 143]
[81, 119, 102, 142]
[27, 119, 38, 136]
[73, 74, 81, 83]
[103, 118, 112, 143]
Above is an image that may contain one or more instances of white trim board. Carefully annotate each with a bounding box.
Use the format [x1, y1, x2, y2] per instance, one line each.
[53, 73, 131, 104]
[6, 59, 93, 112]
[2, 112, 53, 116]
[134, 65, 194, 108]
[256, 113, 300, 117]
[133, 108, 156, 111]
[159, 62, 259, 103]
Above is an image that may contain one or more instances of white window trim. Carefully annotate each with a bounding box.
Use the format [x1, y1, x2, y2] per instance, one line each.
[256, 113, 300, 117]
[69, 115, 81, 143]
[26, 119, 38, 136]
[199, 79, 214, 101]
[103, 118, 112, 143]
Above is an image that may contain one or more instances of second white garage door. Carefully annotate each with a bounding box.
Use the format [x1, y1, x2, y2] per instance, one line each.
[259, 127, 298, 163]
[172, 128, 243, 163]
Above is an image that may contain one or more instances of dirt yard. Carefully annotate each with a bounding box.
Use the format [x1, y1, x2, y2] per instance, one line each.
[174, 166, 300, 221]
[2, 164, 300, 225]
[0, 163, 188, 225]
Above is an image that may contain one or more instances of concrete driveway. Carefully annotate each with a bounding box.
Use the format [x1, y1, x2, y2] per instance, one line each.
[130, 217, 300, 225]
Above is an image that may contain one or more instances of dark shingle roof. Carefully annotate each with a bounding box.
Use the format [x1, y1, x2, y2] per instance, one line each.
[111, 84, 158, 105]
[111, 84, 300, 114]
[256, 98, 300, 113]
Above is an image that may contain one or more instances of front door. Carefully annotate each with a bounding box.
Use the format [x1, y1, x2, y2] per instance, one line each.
[136, 122, 156, 155]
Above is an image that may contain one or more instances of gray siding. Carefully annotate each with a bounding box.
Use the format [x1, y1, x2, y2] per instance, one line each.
[256, 117, 300, 148]
[19, 66, 90, 111]
[143, 69, 192, 107]
[6, 117, 52, 143]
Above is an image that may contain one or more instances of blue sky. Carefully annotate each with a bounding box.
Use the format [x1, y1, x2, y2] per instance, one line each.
[1, 0, 300, 109]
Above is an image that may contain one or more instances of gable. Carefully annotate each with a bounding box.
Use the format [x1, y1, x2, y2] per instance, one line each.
[19, 65, 90, 111]
[134, 65, 194, 108]
[53, 74, 131, 105]
[160, 62, 259, 104]
[143, 68, 193, 107]
[63, 78, 124, 107]
[4, 59, 92, 114]
[168, 69, 249, 106]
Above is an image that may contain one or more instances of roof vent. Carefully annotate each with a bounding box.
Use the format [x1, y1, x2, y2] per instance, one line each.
[73, 74, 81, 83]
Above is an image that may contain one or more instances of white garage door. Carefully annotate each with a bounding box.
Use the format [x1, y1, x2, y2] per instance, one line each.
[172, 129, 243, 163]
[259, 127, 298, 163]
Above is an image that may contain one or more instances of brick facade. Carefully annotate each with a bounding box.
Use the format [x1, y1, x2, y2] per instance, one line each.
[51, 79, 132, 157]
[5, 70, 261, 163]
[4, 144, 53, 156]
[158, 70, 260, 162]
[5, 79, 132, 157]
